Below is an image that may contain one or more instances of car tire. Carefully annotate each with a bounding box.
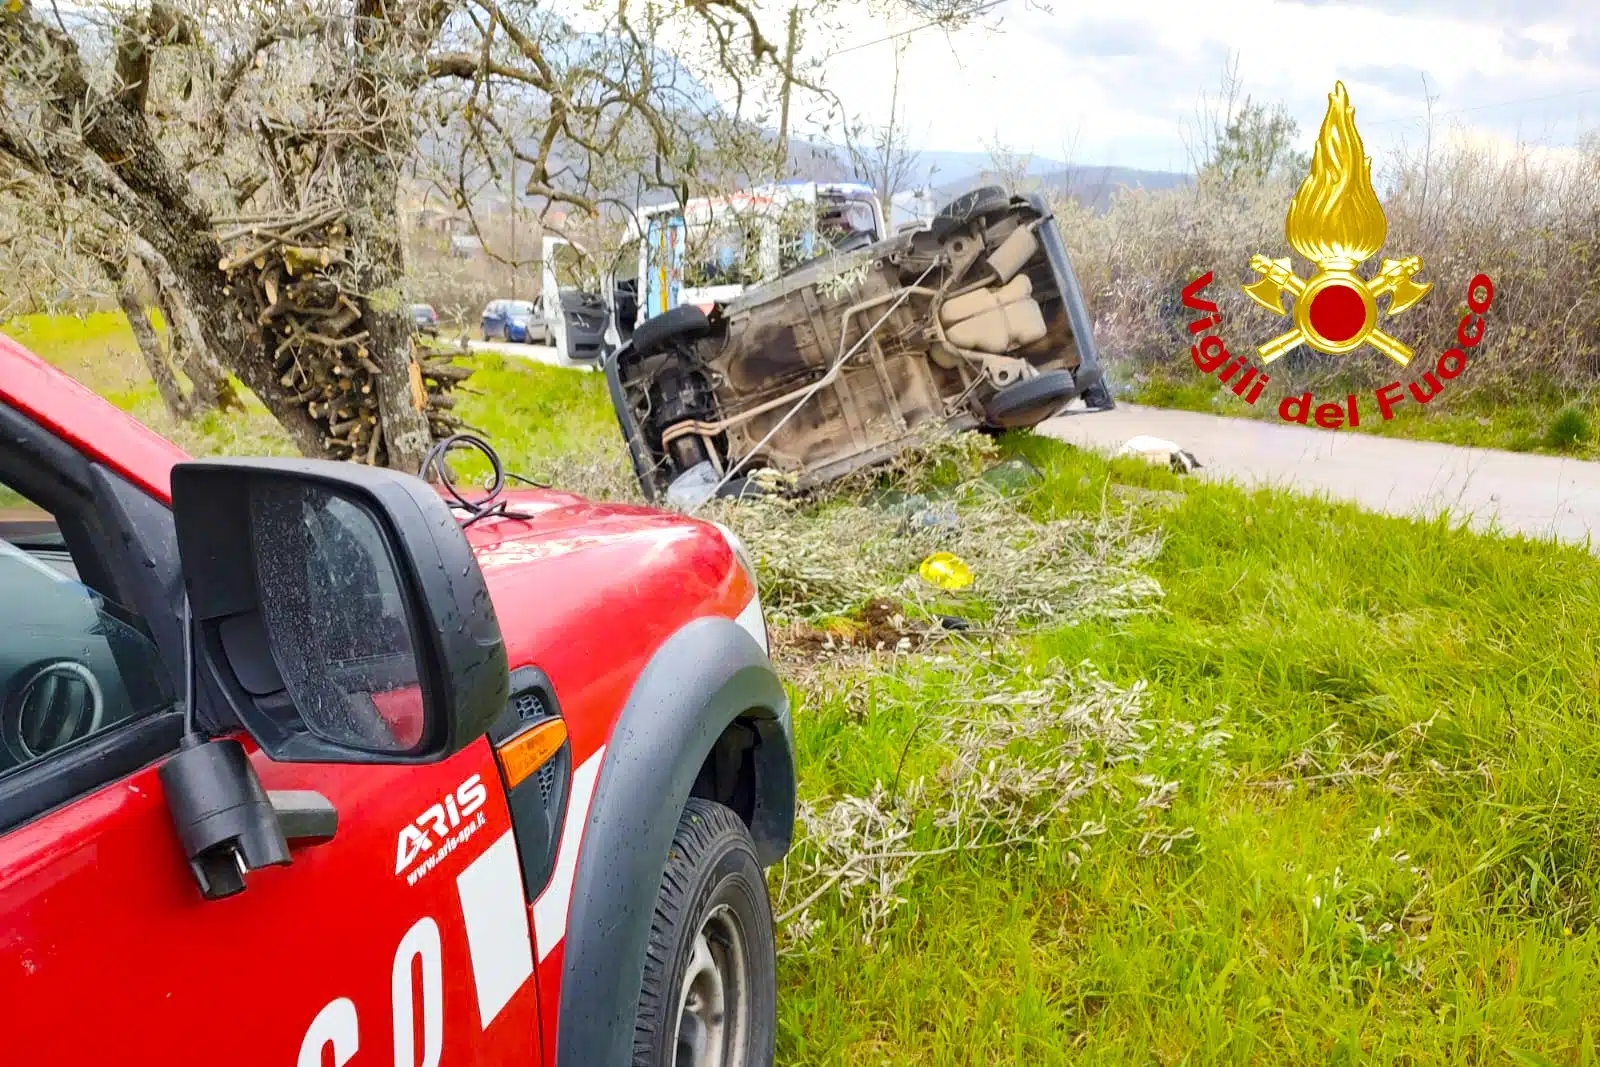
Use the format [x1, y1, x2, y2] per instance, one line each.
[930, 184, 1013, 242]
[981, 369, 1083, 430]
[631, 305, 711, 358]
[631, 798, 777, 1067]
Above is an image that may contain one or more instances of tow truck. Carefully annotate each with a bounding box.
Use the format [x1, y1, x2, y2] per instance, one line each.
[0, 331, 793, 1067]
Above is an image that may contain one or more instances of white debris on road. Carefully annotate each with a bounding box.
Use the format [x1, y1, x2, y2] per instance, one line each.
[1115, 434, 1203, 473]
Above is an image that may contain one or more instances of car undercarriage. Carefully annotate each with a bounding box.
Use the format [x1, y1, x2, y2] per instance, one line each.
[605, 187, 1115, 503]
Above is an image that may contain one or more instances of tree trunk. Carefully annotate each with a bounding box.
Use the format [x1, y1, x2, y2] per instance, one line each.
[3, 3, 315, 447]
[336, 68, 432, 471]
[156, 279, 238, 413]
[104, 256, 192, 420]
[87, 181, 329, 454]
[163, 231, 328, 456]
[775, 6, 800, 179]
[340, 152, 431, 471]
[1, 0, 425, 466]
[134, 236, 240, 413]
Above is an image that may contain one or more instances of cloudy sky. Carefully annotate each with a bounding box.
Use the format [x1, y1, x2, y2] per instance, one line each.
[803, 0, 1599, 173]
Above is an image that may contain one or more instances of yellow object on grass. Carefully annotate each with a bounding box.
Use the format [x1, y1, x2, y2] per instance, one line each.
[918, 552, 973, 591]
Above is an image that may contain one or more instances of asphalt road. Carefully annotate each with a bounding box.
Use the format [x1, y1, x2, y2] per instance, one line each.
[1039, 403, 1600, 550]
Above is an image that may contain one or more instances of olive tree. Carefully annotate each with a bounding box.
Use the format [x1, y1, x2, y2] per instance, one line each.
[0, 0, 986, 466]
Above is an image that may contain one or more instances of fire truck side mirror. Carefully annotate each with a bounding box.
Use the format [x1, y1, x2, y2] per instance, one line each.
[169, 458, 510, 765]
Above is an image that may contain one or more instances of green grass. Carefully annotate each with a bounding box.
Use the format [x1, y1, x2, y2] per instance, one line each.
[17, 313, 1600, 1063]
[447, 352, 621, 470]
[1, 314, 621, 474]
[1130, 369, 1600, 460]
[776, 439, 1600, 1064]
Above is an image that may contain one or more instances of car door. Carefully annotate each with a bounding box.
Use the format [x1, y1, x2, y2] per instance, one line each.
[0, 414, 543, 1067]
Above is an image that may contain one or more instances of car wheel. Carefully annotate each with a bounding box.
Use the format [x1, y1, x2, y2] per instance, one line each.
[980, 369, 1083, 430]
[631, 305, 712, 358]
[632, 798, 776, 1067]
[929, 184, 1013, 242]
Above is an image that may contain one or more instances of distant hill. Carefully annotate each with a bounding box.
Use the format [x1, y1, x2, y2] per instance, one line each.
[413, 95, 1189, 222]
[928, 161, 1191, 213]
[788, 144, 1192, 214]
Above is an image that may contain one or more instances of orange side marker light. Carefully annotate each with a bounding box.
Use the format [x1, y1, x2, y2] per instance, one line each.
[496, 718, 568, 789]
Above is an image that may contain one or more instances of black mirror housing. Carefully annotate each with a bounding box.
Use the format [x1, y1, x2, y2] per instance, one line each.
[171, 458, 509, 764]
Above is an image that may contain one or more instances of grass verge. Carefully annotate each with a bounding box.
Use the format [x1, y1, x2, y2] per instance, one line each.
[1129, 368, 1600, 460]
[759, 433, 1600, 1065]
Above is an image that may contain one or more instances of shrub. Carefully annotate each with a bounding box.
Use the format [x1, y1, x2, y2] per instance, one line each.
[1545, 405, 1592, 451]
[1056, 131, 1600, 407]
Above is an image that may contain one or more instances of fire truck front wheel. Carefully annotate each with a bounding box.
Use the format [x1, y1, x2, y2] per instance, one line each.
[631, 798, 777, 1067]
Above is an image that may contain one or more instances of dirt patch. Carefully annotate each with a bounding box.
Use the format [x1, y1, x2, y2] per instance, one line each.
[778, 598, 927, 659]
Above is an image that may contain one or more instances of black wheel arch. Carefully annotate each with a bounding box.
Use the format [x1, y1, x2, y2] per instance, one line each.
[556, 614, 794, 1067]
[602, 340, 666, 502]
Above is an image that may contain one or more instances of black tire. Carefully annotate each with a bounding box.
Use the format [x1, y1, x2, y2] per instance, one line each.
[930, 184, 1013, 242]
[632, 305, 712, 358]
[632, 799, 777, 1067]
[1080, 377, 1115, 411]
[981, 369, 1082, 430]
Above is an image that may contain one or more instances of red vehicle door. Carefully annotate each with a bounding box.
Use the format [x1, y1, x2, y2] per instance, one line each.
[0, 386, 542, 1066]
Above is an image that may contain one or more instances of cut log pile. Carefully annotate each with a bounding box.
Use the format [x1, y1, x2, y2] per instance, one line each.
[218, 202, 469, 464]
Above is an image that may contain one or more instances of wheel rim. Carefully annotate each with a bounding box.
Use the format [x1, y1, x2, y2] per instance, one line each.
[672, 904, 751, 1067]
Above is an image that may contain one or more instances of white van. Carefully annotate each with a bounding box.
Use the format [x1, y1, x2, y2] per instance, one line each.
[604, 181, 887, 347]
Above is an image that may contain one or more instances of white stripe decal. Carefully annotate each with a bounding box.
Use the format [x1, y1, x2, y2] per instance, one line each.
[532, 745, 606, 961]
[455, 831, 536, 1028]
[734, 593, 767, 654]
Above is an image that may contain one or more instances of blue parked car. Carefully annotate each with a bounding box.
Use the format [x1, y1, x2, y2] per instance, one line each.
[480, 299, 547, 343]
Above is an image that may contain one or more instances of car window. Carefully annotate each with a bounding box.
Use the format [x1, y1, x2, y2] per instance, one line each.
[686, 210, 765, 289]
[506, 301, 535, 316]
[0, 480, 174, 780]
[777, 201, 818, 272]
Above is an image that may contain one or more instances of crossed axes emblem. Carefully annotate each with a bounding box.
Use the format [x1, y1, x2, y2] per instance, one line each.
[1242, 255, 1432, 367]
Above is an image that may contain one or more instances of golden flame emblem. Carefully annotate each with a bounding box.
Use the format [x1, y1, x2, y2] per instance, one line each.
[1242, 81, 1431, 365]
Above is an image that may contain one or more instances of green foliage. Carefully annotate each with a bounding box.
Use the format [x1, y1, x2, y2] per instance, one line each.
[1205, 98, 1309, 185]
[1545, 405, 1592, 452]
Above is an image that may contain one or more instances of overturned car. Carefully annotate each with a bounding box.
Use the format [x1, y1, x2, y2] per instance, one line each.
[604, 186, 1114, 502]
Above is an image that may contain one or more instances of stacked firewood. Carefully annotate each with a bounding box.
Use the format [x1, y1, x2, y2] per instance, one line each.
[218, 202, 469, 464]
